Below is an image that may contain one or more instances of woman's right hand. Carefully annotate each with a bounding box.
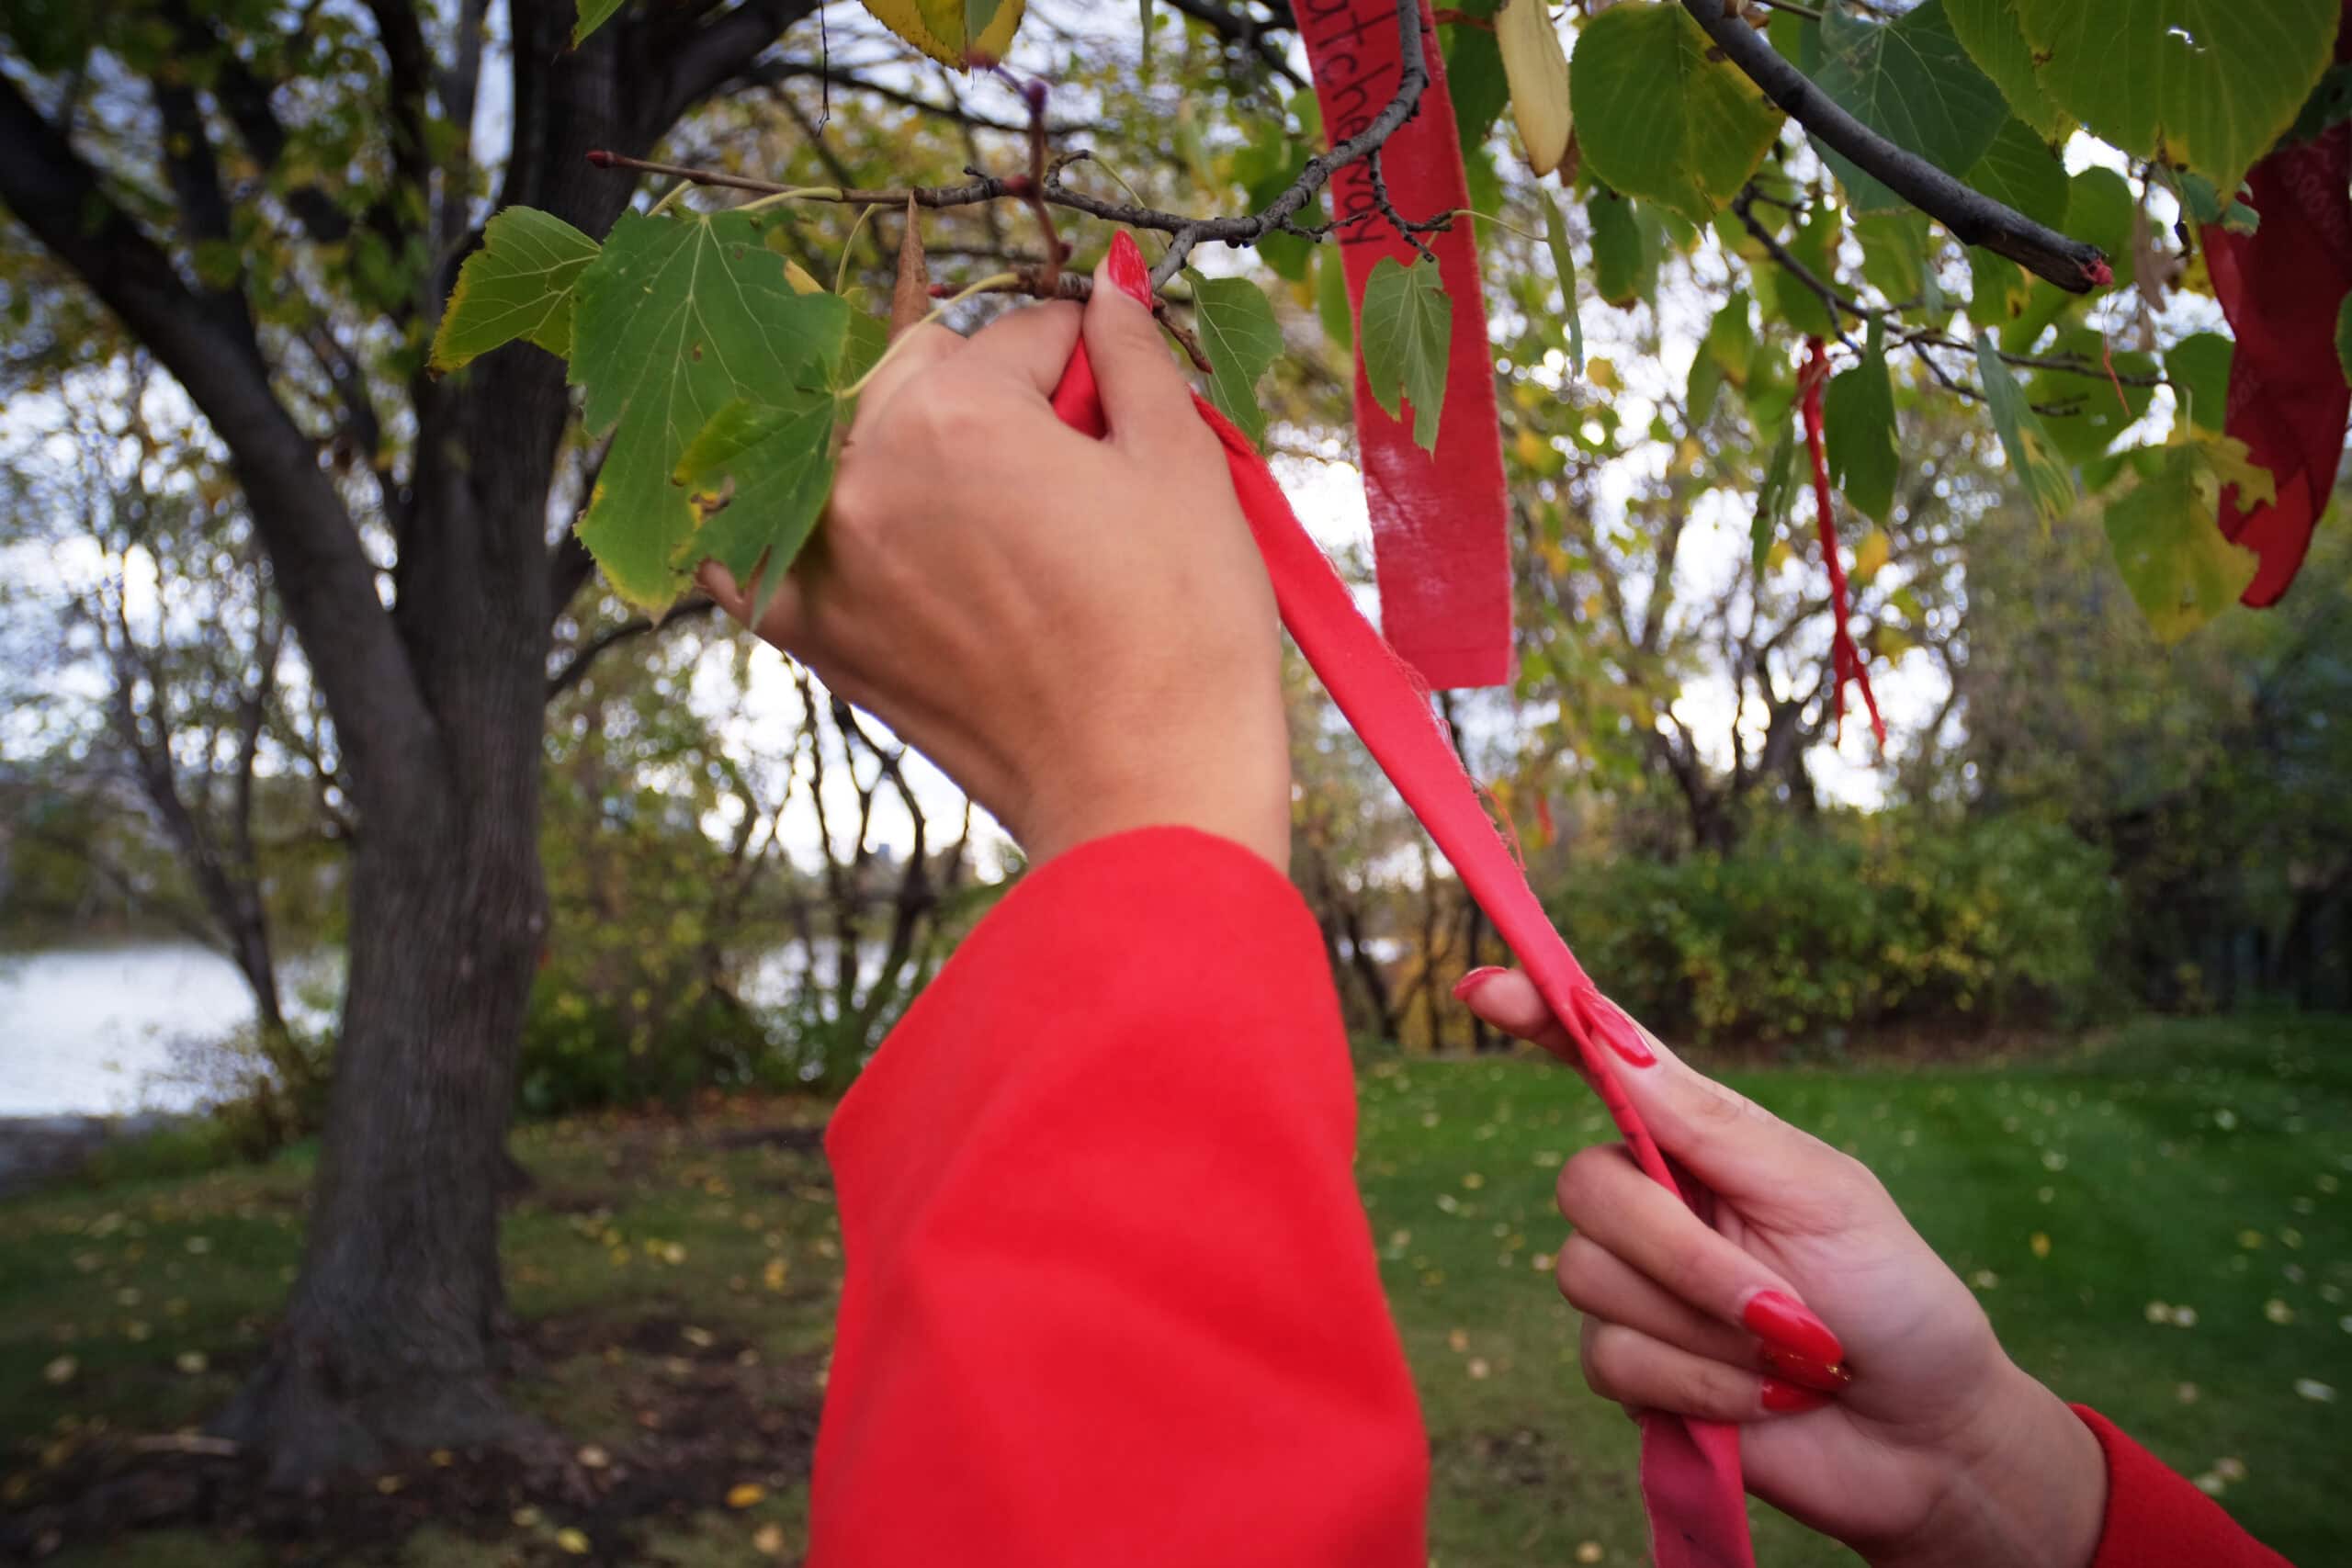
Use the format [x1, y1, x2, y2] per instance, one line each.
[1455, 968, 2111, 1568]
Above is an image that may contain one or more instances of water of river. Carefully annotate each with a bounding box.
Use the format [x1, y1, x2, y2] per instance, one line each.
[0, 943, 261, 1116]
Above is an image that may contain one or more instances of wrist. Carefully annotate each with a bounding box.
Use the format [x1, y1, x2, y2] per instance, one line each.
[1869, 1361, 2108, 1568]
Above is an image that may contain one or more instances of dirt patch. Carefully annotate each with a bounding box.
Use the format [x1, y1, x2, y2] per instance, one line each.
[1, 1308, 823, 1566]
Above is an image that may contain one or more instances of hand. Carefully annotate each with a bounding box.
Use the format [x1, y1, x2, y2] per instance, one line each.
[700, 245, 1290, 872]
[1456, 969, 2109, 1568]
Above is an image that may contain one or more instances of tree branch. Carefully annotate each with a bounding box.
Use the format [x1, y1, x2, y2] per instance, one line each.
[1682, 0, 2110, 292]
[545, 598, 720, 701]
[0, 74, 437, 810]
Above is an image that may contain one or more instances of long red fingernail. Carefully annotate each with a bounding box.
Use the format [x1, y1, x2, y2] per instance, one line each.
[1742, 1290, 1843, 1366]
[1571, 989, 1656, 1068]
[1760, 1379, 1831, 1415]
[1758, 1345, 1853, 1394]
[1452, 966, 1508, 1001]
[1104, 231, 1151, 305]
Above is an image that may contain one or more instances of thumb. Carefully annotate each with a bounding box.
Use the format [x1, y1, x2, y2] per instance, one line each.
[1456, 968, 1855, 1212]
[1081, 232, 1197, 451]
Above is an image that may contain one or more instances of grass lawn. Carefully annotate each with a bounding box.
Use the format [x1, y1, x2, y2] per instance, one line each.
[3, 1015, 2346, 1565]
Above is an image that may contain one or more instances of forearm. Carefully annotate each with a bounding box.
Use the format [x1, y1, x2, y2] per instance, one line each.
[810, 827, 1426, 1565]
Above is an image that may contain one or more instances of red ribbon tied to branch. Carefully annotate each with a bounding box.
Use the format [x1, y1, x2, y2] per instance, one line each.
[1801, 337, 1886, 750]
[1052, 230, 1767, 1568]
[1296, 0, 1515, 691]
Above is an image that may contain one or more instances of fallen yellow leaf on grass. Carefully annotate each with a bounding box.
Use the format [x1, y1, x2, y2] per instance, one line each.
[752, 1523, 788, 1557]
[726, 1482, 765, 1509]
[557, 1526, 591, 1554]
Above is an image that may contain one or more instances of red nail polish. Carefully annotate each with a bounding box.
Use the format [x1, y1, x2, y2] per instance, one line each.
[1105, 231, 1151, 305]
[1452, 966, 1508, 1001]
[1760, 1379, 1831, 1415]
[1758, 1344, 1853, 1394]
[1741, 1290, 1844, 1367]
[1570, 988, 1657, 1068]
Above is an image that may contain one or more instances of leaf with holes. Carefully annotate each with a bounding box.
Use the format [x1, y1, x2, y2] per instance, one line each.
[1184, 269, 1283, 449]
[1360, 255, 1451, 456]
[2103, 434, 2267, 642]
[430, 207, 600, 371]
[1570, 2, 1781, 224]
[1810, 0, 2011, 214]
[1973, 332, 2075, 527]
[2014, 0, 2337, 195]
[568, 210, 850, 609]
[673, 392, 838, 619]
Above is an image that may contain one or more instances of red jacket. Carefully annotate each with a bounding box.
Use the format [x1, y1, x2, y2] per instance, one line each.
[810, 829, 2290, 1567]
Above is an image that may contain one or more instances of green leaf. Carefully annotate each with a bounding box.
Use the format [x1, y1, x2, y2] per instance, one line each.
[1856, 210, 1934, 304]
[2283, 62, 2352, 146]
[1587, 186, 1657, 309]
[2014, 0, 2339, 194]
[1316, 245, 1353, 355]
[2167, 332, 2234, 433]
[569, 210, 851, 609]
[1446, 15, 1510, 149]
[1973, 332, 2076, 527]
[2029, 328, 2157, 464]
[1943, 0, 2070, 139]
[1753, 427, 1797, 573]
[1966, 118, 2069, 231]
[430, 207, 601, 373]
[1538, 189, 1585, 377]
[573, 0, 626, 45]
[2337, 293, 2352, 388]
[673, 393, 838, 618]
[1811, 0, 2011, 214]
[1184, 268, 1283, 448]
[2102, 434, 2268, 642]
[1359, 255, 1451, 456]
[1688, 292, 1755, 429]
[1570, 2, 1782, 224]
[1824, 316, 1899, 525]
[1759, 203, 1842, 339]
[1967, 246, 2031, 328]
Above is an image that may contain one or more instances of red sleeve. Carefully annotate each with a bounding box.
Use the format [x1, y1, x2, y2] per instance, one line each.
[810, 827, 1429, 1566]
[2075, 1407, 2293, 1567]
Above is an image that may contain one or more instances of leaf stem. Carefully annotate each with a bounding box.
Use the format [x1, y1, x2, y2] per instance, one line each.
[836, 203, 885, 293]
[840, 272, 1021, 400]
[1447, 209, 1542, 243]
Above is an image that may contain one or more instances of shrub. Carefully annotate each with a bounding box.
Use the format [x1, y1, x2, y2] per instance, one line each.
[1548, 813, 2122, 1044]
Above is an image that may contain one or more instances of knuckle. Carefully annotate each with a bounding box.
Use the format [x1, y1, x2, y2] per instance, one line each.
[1555, 1145, 1619, 1222]
[1555, 1232, 1605, 1307]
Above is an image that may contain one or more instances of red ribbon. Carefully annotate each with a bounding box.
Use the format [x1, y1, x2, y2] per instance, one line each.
[1295, 0, 1514, 691]
[1801, 338, 1885, 750]
[2201, 0, 2352, 606]
[1052, 231, 1759, 1568]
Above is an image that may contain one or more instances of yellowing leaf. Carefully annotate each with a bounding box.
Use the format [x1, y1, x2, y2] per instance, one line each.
[2014, 0, 2337, 195]
[857, 0, 1025, 68]
[727, 1482, 766, 1508]
[1498, 0, 1572, 176]
[1853, 528, 1891, 580]
[431, 207, 600, 373]
[569, 210, 850, 610]
[2101, 434, 2267, 643]
[1973, 333, 2075, 528]
[1571, 2, 1782, 224]
[556, 1527, 592, 1555]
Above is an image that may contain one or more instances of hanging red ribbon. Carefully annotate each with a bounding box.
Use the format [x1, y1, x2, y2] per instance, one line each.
[1051, 231, 1764, 1568]
[1801, 337, 1886, 750]
[1295, 0, 1513, 691]
[2201, 5, 2352, 606]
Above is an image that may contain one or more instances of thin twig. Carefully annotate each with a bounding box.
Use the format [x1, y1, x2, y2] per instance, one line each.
[1681, 0, 2110, 291]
